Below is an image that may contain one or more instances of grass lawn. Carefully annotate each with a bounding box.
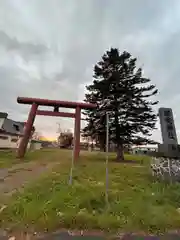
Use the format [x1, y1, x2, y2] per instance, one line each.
[0, 150, 19, 168]
[1, 150, 180, 235]
[0, 149, 70, 168]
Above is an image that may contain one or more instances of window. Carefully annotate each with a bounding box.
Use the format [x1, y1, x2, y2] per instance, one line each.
[13, 124, 20, 131]
[0, 135, 8, 140]
[11, 138, 17, 142]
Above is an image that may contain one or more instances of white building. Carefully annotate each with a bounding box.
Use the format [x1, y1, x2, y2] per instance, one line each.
[131, 144, 158, 155]
[0, 112, 31, 149]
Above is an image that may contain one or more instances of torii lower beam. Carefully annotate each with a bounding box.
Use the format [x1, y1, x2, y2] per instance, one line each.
[36, 110, 75, 118]
[16, 97, 96, 160]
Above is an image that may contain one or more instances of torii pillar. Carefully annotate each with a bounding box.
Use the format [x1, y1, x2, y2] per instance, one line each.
[16, 97, 96, 160]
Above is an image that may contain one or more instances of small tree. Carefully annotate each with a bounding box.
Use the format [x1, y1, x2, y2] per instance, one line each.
[32, 131, 41, 140]
[83, 48, 158, 161]
[57, 129, 73, 148]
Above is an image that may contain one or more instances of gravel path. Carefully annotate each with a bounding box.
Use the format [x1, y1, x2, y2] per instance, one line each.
[0, 160, 60, 197]
[0, 231, 180, 239]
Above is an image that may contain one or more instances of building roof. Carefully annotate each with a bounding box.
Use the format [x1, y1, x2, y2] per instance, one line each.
[31, 139, 43, 143]
[1, 118, 24, 135]
[0, 112, 8, 118]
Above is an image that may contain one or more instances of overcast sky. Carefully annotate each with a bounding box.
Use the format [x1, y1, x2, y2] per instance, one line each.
[0, 0, 179, 142]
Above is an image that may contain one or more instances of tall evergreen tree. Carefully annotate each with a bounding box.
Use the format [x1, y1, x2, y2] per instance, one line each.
[82, 48, 158, 161]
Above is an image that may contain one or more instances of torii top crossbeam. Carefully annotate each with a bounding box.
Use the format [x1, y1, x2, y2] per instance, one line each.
[17, 97, 95, 109]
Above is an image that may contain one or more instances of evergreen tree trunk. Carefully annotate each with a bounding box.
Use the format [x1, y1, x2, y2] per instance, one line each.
[116, 143, 124, 161]
[100, 142, 106, 152]
[99, 134, 106, 152]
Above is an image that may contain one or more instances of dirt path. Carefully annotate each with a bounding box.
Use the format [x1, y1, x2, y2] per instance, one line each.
[0, 160, 60, 197]
[1, 231, 180, 239]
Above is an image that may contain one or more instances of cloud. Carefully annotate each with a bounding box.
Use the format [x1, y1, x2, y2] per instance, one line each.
[0, 30, 48, 60]
[0, 0, 180, 142]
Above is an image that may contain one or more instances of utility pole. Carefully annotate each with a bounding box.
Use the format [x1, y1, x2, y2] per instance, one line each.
[56, 122, 61, 146]
[56, 122, 61, 134]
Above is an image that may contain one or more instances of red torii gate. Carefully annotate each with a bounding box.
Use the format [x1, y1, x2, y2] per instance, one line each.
[16, 97, 96, 160]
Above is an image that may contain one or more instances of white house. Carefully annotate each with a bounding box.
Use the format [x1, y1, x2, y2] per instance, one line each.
[131, 144, 158, 155]
[0, 112, 31, 149]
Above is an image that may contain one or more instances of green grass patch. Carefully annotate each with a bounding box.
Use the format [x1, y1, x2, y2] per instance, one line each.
[0, 151, 17, 168]
[1, 150, 180, 234]
[0, 149, 72, 168]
